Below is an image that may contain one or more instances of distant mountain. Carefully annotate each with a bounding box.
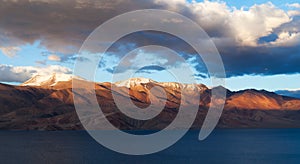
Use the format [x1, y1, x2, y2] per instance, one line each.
[1, 75, 300, 130]
[276, 89, 300, 99]
[227, 89, 300, 110]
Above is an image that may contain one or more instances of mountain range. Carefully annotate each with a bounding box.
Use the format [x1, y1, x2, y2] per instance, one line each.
[1, 73, 300, 130]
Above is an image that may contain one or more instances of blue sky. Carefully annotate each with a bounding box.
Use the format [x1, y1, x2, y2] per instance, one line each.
[213, 0, 298, 9]
[0, 0, 300, 91]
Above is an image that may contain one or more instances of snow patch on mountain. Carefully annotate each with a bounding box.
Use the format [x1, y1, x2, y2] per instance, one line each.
[21, 73, 81, 86]
[159, 82, 207, 91]
[114, 77, 207, 91]
[115, 77, 156, 88]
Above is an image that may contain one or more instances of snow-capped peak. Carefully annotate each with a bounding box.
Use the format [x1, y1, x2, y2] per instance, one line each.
[21, 73, 81, 87]
[114, 77, 207, 91]
[159, 82, 207, 91]
[114, 77, 156, 88]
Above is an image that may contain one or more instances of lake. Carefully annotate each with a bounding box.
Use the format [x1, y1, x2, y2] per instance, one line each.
[1, 129, 300, 163]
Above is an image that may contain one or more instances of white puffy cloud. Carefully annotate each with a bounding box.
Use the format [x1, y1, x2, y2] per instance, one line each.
[288, 10, 300, 17]
[0, 65, 72, 83]
[229, 3, 290, 46]
[286, 3, 300, 8]
[270, 31, 300, 46]
[158, 1, 291, 46]
[286, 3, 300, 17]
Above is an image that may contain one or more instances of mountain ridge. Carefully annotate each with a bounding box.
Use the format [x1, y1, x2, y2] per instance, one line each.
[1, 74, 300, 130]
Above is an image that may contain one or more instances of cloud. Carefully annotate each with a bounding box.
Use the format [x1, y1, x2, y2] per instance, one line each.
[157, 1, 291, 46]
[0, 0, 293, 51]
[136, 65, 165, 73]
[48, 54, 61, 61]
[271, 31, 300, 46]
[0, 47, 20, 57]
[193, 73, 208, 79]
[228, 3, 290, 46]
[288, 10, 300, 17]
[0, 0, 164, 54]
[286, 3, 300, 8]
[268, 16, 300, 46]
[100, 45, 189, 75]
[0, 0, 299, 78]
[0, 65, 72, 83]
[218, 45, 300, 77]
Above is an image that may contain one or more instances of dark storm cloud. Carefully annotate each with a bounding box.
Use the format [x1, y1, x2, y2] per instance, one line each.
[105, 65, 166, 74]
[219, 45, 300, 77]
[106, 65, 165, 74]
[136, 65, 165, 73]
[0, 0, 164, 53]
[106, 31, 197, 60]
[193, 73, 208, 79]
[220, 16, 300, 77]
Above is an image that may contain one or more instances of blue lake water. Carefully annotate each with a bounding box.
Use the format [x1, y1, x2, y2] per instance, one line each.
[1, 129, 300, 164]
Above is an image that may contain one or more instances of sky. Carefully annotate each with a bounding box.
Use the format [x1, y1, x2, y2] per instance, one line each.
[0, 0, 300, 91]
